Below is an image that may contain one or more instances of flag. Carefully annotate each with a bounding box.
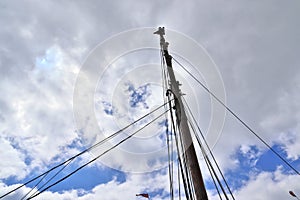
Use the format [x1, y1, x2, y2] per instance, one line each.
[290, 191, 297, 197]
[136, 193, 149, 198]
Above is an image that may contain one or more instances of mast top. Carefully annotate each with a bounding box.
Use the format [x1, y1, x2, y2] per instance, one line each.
[153, 26, 165, 36]
[154, 27, 169, 51]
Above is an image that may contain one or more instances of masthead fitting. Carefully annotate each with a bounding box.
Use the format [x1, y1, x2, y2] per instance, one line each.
[153, 27, 165, 36]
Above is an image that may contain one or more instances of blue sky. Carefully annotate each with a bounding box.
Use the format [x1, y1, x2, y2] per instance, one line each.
[1, 0, 300, 200]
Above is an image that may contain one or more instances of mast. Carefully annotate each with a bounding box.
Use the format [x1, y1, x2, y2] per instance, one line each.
[154, 27, 208, 200]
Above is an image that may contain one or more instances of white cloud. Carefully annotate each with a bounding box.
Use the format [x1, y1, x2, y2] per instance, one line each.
[1, 0, 300, 199]
[0, 137, 27, 180]
[0, 43, 81, 177]
[233, 167, 300, 200]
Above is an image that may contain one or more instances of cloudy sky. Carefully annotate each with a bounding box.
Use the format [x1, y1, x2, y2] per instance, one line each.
[1, 0, 300, 199]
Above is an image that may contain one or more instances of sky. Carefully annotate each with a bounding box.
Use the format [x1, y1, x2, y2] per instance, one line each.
[1, 0, 300, 199]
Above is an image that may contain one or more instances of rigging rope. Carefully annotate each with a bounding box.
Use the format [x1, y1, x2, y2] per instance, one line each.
[177, 126, 195, 200]
[1, 100, 172, 199]
[26, 160, 74, 199]
[187, 117, 229, 200]
[172, 56, 300, 176]
[203, 154, 223, 200]
[27, 110, 169, 199]
[20, 172, 50, 200]
[177, 160, 181, 200]
[166, 119, 174, 200]
[167, 94, 192, 200]
[183, 98, 235, 199]
[170, 125, 174, 200]
[160, 44, 175, 200]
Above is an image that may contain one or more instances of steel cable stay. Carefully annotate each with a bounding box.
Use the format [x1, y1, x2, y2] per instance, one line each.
[163, 91, 196, 200]
[176, 121, 196, 199]
[186, 123, 222, 200]
[19, 172, 50, 200]
[178, 121, 195, 199]
[186, 164, 196, 200]
[177, 160, 182, 200]
[201, 146, 226, 200]
[173, 123, 184, 200]
[183, 97, 235, 200]
[0, 100, 172, 200]
[161, 40, 193, 200]
[170, 125, 175, 200]
[170, 123, 175, 200]
[25, 159, 74, 200]
[176, 126, 195, 199]
[167, 99, 194, 200]
[167, 100, 199, 200]
[27, 109, 169, 200]
[164, 79, 197, 199]
[182, 98, 223, 200]
[167, 94, 193, 200]
[166, 119, 174, 200]
[167, 95, 182, 198]
[187, 118, 229, 200]
[172, 56, 300, 176]
[203, 154, 223, 200]
[21, 159, 74, 200]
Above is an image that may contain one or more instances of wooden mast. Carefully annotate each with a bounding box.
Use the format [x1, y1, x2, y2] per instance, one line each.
[154, 27, 208, 200]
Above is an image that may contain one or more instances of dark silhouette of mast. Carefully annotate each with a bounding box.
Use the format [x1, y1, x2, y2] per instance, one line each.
[154, 27, 208, 200]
